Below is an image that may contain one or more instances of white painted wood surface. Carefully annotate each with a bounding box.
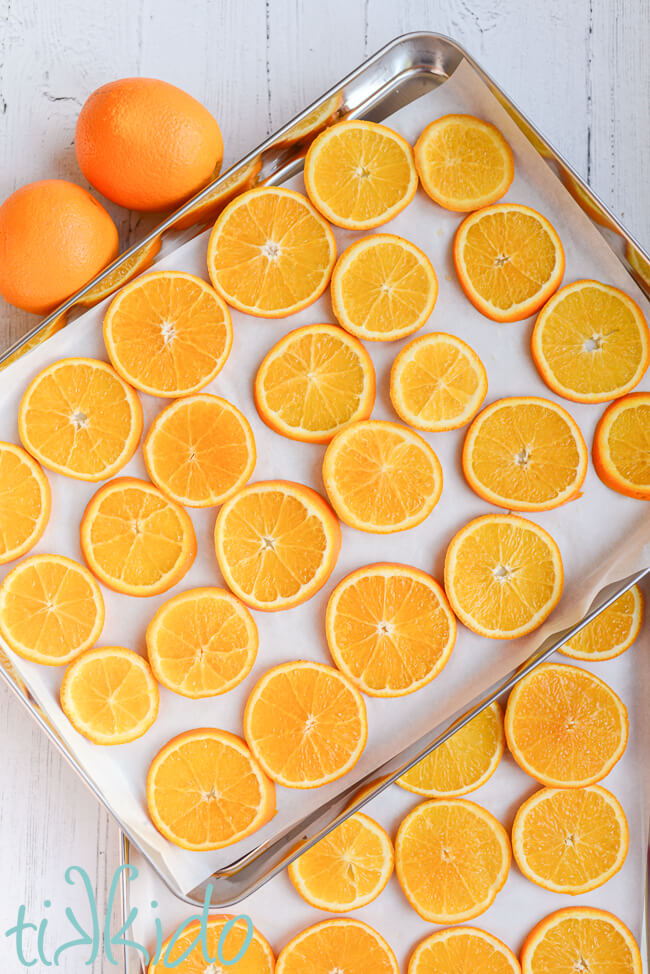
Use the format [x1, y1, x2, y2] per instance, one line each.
[0, 1, 648, 970]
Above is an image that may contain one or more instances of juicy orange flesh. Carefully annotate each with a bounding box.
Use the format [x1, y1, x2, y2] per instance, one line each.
[562, 588, 638, 658]
[80, 238, 160, 304]
[0, 450, 46, 555]
[399, 704, 501, 795]
[330, 572, 452, 692]
[526, 915, 638, 973]
[279, 924, 396, 973]
[292, 815, 388, 904]
[398, 339, 483, 423]
[607, 403, 650, 486]
[153, 918, 272, 974]
[419, 119, 511, 204]
[65, 655, 153, 735]
[413, 932, 517, 974]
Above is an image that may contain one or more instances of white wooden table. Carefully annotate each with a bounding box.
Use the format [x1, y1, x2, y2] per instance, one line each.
[0, 1, 648, 969]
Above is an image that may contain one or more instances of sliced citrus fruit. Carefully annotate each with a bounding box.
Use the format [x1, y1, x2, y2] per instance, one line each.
[593, 392, 650, 498]
[214, 480, 340, 611]
[146, 728, 275, 851]
[276, 919, 399, 974]
[395, 798, 511, 923]
[103, 270, 232, 397]
[444, 514, 563, 639]
[0, 553, 104, 665]
[414, 114, 514, 211]
[60, 646, 159, 744]
[521, 908, 642, 974]
[78, 236, 162, 306]
[325, 562, 456, 696]
[560, 584, 643, 661]
[277, 91, 342, 146]
[243, 660, 367, 788]
[18, 357, 142, 482]
[254, 323, 375, 443]
[322, 420, 443, 533]
[409, 927, 521, 974]
[146, 587, 257, 698]
[330, 234, 438, 341]
[288, 811, 393, 911]
[143, 394, 256, 507]
[0, 311, 67, 370]
[206, 187, 336, 318]
[398, 702, 504, 797]
[173, 155, 262, 230]
[390, 332, 488, 431]
[505, 662, 628, 786]
[0, 442, 51, 564]
[149, 914, 274, 974]
[80, 477, 196, 596]
[462, 396, 588, 511]
[454, 203, 565, 322]
[627, 241, 650, 288]
[304, 119, 418, 230]
[512, 784, 628, 894]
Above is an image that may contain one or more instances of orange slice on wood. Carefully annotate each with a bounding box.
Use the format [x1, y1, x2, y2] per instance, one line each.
[149, 914, 274, 974]
[560, 584, 643, 661]
[276, 919, 399, 974]
[521, 908, 642, 974]
[409, 927, 521, 974]
[0, 442, 51, 564]
[593, 392, 650, 498]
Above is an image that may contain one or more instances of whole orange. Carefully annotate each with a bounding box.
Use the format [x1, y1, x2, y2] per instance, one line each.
[0, 179, 119, 314]
[75, 78, 223, 211]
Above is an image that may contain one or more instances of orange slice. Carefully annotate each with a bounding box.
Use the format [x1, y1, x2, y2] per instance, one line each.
[173, 155, 263, 230]
[78, 236, 161, 306]
[254, 323, 375, 443]
[454, 204, 565, 322]
[398, 702, 504, 797]
[146, 728, 275, 851]
[149, 914, 274, 974]
[627, 241, 650, 288]
[304, 120, 418, 230]
[0, 442, 51, 564]
[0, 311, 68, 370]
[444, 514, 563, 639]
[288, 812, 394, 911]
[531, 281, 650, 403]
[414, 114, 514, 211]
[330, 234, 438, 341]
[521, 908, 642, 974]
[323, 420, 443, 533]
[395, 798, 511, 923]
[276, 919, 399, 974]
[60, 646, 159, 745]
[80, 477, 196, 596]
[243, 660, 367, 788]
[18, 357, 142, 482]
[560, 584, 643, 661]
[214, 480, 340, 611]
[103, 271, 232, 397]
[593, 392, 650, 498]
[0, 553, 104, 665]
[206, 187, 336, 318]
[146, 587, 257, 698]
[143, 394, 256, 507]
[505, 662, 628, 786]
[409, 927, 521, 974]
[462, 396, 588, 511]
[512, 784, 628, 894]
[390, 332, 488, 431]
[325, 562, 456, 696]
[277, 91, 342, 146]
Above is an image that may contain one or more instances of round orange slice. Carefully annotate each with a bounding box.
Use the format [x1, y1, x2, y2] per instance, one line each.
[254, 323, 375, 443]
[149, 914, 274, 974]
[454, 203, 565, 322]
[330, 234, 438, 341]
[512, 784, 628, 894]
[146, 587, 258, 698]
[398, 702, 504, 797]
[18, 357, 142, 482]
[444, 514, 563, 639]
[323, 420, 443, 533]
[243, 660, 367, 788]
[0, 442, 51, 564]
[409, 927, 521, 974]
[206, 187, 336, 318]
[146, 728, 275, 851]
[80, 477, 196, 596]
[593, 392, 650, 498]
[521, 908, 642, 974]
[560, 584, 643, 661]
[276, 919, 399, 974]
[143, 394, 256, 507]
[505, 662, 628, 786]
[103, 271, 232, 397]
[214, 480, 341, 611]
[78, 236, 161, 306]
[304, 119, 418, 230]
[60, 646, 159, 745]
[288, 812, 394, 911]
[0, 553, 104, 665]
[414, 114, 514, 211]
[462, 396, 588, 511]
[395, 798, 511, 923]
[325, 563, 456, 696]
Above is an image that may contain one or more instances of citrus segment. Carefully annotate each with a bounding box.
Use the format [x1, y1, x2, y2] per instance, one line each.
[409, 927, 521, 974]
[520, 908, 642, 974]
[560, 585, 643, 661]
[0, 443, 51, 564]
[593, 392, 650, 498]
[149, 915, 274, 974]
[276, 919, 399, 974]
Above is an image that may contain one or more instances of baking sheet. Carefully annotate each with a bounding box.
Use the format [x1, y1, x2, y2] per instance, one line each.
[0, 55, 649, 940]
